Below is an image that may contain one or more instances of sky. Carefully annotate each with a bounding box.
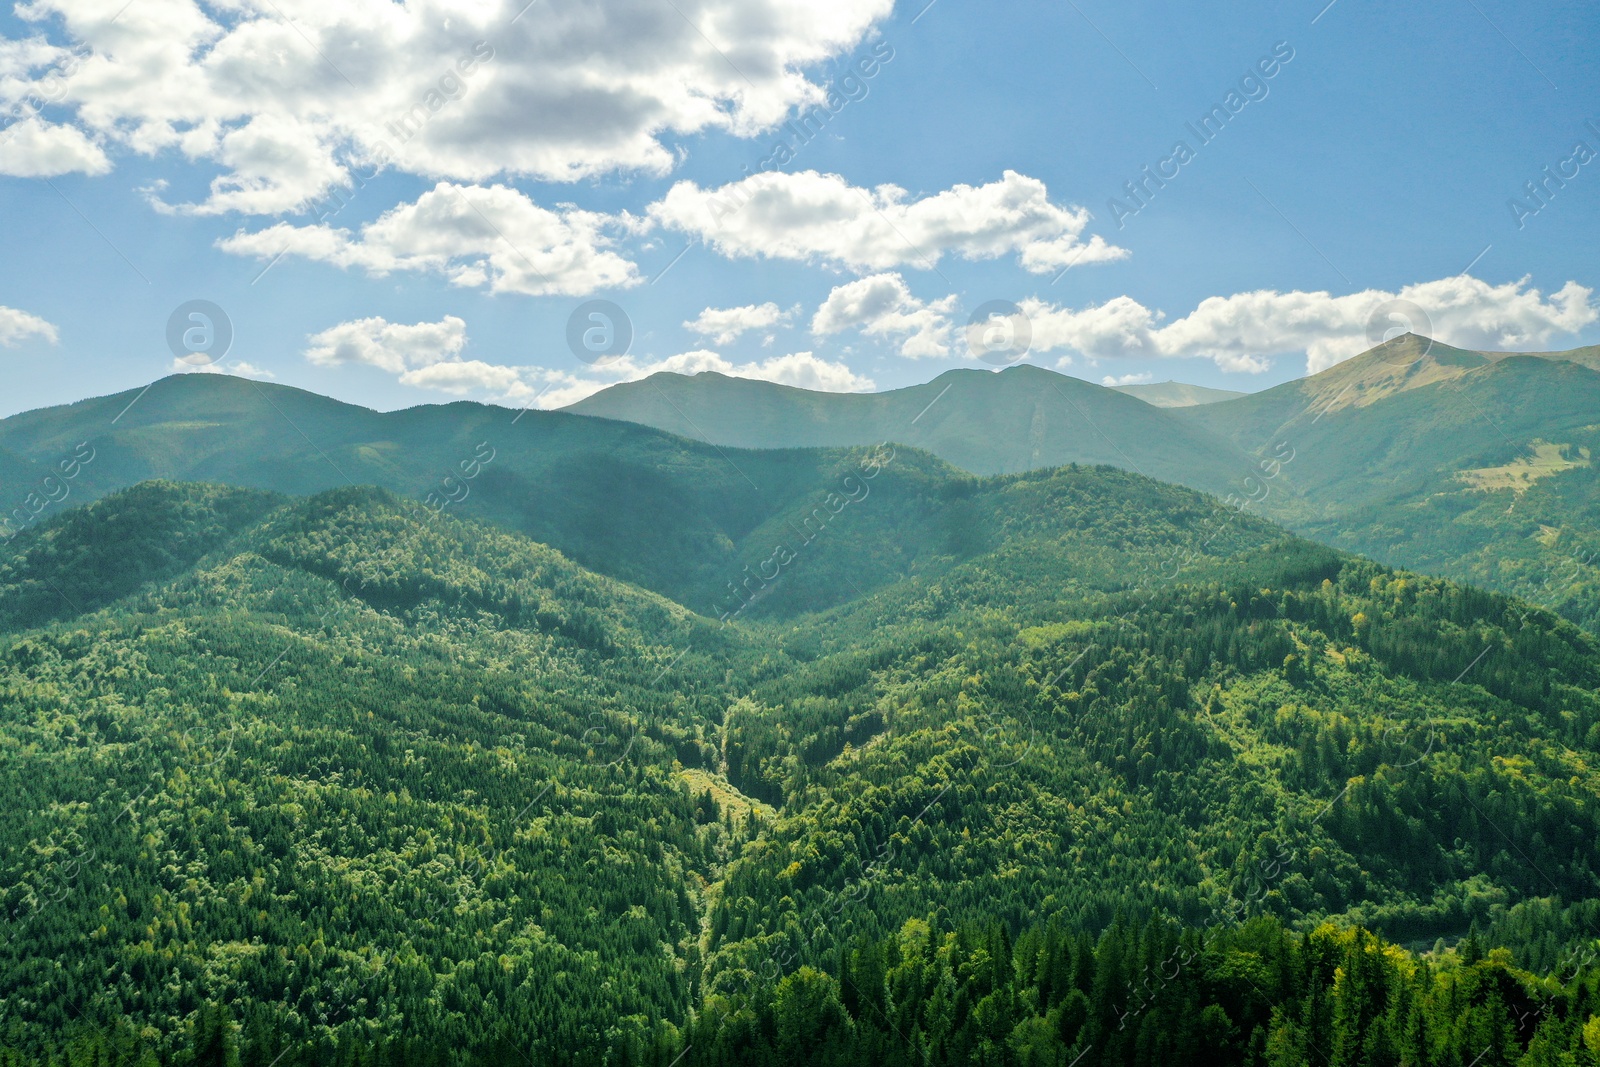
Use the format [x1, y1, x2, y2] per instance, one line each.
[0, 0, 1597, 418]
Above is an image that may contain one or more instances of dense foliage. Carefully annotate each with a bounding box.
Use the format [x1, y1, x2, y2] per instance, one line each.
[0, 466, 1595, 1066]
[680, 917, 1600, 1067]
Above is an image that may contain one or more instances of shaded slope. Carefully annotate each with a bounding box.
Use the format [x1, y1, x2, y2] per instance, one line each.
[0, 480, 282, 631]
[0, 374, 934, 613]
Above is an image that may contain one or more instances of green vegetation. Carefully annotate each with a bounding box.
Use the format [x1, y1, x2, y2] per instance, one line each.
[16, 349, 1600, 638]
[559, 339, 1600, 637]
[679, 917, 1600, 1067]
[0, 458, 1595, 1065]
[1457, 441, 1589, 493]
[564, 364, 1254, 493]
[3, 364, 1600, 1065]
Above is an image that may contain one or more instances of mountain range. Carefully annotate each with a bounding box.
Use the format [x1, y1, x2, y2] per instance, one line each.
[2, 347, 1600, 1065]
[567, 335, 1600, 632]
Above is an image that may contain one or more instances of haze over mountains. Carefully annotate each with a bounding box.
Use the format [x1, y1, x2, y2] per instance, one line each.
[4, 343, 1600, 1064]
[1109, 381, 1248, 407]
[566, 335, 1600, 631]
[6, 334, 1599, 636]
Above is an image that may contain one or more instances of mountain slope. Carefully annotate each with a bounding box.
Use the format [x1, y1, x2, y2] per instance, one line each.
[564, 364, 1255, 493]
[0, 374, 975, 616]
[567, 340, 1600, 634]
[2, 474, 1598, 1064]
[1179, 347, 1600, 629]
[0, 480, 283, 631]
[0, 484, 740, 1065]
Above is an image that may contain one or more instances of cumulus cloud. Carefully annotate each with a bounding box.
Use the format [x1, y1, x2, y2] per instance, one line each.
[399, 358, 523, 394]
[298, 310, 867, 409]
[731, 351, 872, 392]
[4, 0, 893, 213]
[303, 313, 559, 401]
[219, 182, 642, 296]
[305, 315, 468, 373]
[1020, 275, 1599, 373]
[0, 117, 110, 177]
[811, 272, 955, 357]
[0, 305, 59, 346]
[1102, 372, 1153, 386]
[684, 302, 794, 345]
[652, 169, 1127, 274]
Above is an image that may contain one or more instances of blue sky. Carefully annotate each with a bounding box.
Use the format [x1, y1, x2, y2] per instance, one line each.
[0, 0, 1596, 418]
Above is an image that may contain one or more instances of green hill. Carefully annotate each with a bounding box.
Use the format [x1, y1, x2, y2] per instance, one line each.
[563, 341, 1600, 635]
[0, 374, 977, 617]
[1180, 343, 1600, 630]
[1, 471, 1597, 1065]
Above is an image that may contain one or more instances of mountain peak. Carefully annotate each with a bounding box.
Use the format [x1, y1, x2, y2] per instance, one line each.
[1294, 333, 1491, 414]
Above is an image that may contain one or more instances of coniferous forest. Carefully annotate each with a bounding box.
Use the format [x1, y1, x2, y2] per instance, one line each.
[0, 451, 1595, 1066]
[3, 0, 1600, 1060]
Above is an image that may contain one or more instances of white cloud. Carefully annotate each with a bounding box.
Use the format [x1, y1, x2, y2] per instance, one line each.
[296, 309, 867, 408]
[1102, 372, 1153, 386]
[303, 313, 559, 403]
[684, 302, 794, 345]
[652, 169, 1128, 274]
[1020, 275, 1599, 374]
[219, 182, 642, 296]
[0, 304, 58, 346]
[0, 117, 110, 177]
[5, 0, 893, 213]
[731, 351, 872, 391]
[399, 358, 523, 395]
[811, 272, 955, 358]
[305, 315, 468, 374]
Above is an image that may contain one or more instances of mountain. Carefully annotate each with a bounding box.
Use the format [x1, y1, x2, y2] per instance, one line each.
[12, 356, 1600, 640]
[1109, 380, 1247, 406]
[2, 470, 1598, 1064]
[1178, 338, 1600, 630]
[0, 373, 976, 617]
[563, 340, 1600, 635]
[563, 364, 1254, 493]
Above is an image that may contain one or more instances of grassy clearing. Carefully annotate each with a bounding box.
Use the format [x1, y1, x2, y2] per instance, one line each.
[679, 766, 776, 821]
[1458, 439, 1589, 493]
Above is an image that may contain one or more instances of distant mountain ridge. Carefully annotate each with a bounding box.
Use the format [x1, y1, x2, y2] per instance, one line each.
[1109, 380, 1246, 406]
[564, 336, 1600, 630]
[0, 373, 963, 616]
[7, 335, 1600, 630]
[564, 363, 1257, 493]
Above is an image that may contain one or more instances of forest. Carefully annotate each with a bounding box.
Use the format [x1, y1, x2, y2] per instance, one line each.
[0, 468, 1594, 1066]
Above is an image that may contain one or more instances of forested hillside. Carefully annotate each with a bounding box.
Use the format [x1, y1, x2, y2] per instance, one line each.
[13, 356, 1600, 641]
[678, 918, 1600, 1067]
[1198, 353, 1600, 633]
[0, 465, 1596, 1066]
[563, 339, 1600, 637]
[0, 375, 943, 617]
